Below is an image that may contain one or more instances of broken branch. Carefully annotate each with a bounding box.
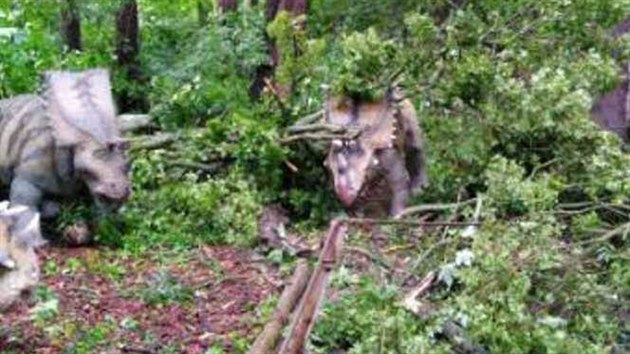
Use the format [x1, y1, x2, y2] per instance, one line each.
[344, 218, 481, 228]
[398, 198, 478, 218]
[402, 271, 437, 315]
[441, 320, 488, 354]
[278, 220, 348, 354]
[286, 123, 346, 134]
[248, 260, 311, 354]
[118, 113, 154, 132]
[130, 132, 177, 151]
[576, 222, 630, 246]
[292, 109, 324, 127]
[166, 160, 227, 174]
[346, 246, 393, 271]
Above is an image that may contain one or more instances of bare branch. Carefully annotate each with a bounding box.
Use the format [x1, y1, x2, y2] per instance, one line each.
[278, 220, 348, 354]
[398, 198, 478, 218]
[118, 113, 154, 132]
[576, 222, 630, 246]
[292, 109, 324, 127]
[402, 271, 436, 315]
[166, 160, 227, 174]
[287, 123, 346, 134]
[130, 133, 177, 151]
[248, 260, 311, 354]
[344, 218, 481, 228]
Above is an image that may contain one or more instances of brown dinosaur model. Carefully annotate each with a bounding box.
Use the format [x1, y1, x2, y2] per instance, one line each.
[591, 17, 630, 144]
[324, 90, 428, 217]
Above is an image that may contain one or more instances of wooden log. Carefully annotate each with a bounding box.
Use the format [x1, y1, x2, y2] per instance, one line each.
[248, 260, 311, 354]
[278, 219, 348, 354]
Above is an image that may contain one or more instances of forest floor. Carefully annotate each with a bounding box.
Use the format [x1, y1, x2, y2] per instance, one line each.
[0, 244, 281, 353]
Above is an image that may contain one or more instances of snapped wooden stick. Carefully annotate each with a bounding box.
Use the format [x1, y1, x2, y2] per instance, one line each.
[278, 219, 348, 354]
[248, 259, 311, 354]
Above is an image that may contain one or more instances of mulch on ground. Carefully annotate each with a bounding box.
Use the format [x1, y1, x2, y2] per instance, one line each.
[0, 245, 280, 353]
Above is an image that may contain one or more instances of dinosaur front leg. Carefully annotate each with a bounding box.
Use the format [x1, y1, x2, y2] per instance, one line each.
[398, 100, 428, 195]
[9, 177, 43, 211]
[377, 148, 410, 217]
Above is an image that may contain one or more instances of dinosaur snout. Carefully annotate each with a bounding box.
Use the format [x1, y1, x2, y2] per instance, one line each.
[93, 181, 131, 204]
[336, 184, 358, 208]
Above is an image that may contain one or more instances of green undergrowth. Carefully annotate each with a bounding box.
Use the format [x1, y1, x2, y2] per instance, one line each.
[310, 210, 629, 354]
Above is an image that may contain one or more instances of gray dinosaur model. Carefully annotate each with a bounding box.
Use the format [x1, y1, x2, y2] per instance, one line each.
[0, 69, 131, 218]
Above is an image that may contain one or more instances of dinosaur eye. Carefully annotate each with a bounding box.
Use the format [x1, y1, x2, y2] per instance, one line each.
[117, 140, 130, 151]
[77, 168, 97, 181]
[107, 140, 130, 153]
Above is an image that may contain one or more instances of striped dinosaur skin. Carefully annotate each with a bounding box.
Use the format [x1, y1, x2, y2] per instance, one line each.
[0, 69, 131, 217]
[0, 203, 42, 310]
[324, 92, 428, 217]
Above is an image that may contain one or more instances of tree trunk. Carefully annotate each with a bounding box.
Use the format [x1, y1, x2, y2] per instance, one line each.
[60, 0, 81, 51]
[278, 0, 307, 16]
[197, 0, 211, 27]
[115, 0, 148, 112]
[249, 0, 308, 100]
[218, 0, 238, 12]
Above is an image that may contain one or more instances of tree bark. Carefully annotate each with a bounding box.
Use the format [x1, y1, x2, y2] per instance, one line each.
[115, 0, 148, 112]
[197, 0, 211, 27]
[250, 0, 308, 100]
[60, 0, 81, 51]
[218, 0, 238, 12]
[247, 260, 311, 354]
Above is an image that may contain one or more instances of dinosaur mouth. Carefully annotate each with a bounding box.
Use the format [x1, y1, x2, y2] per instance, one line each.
[337, 188, 358, 207]
[94, 195, 124, 213]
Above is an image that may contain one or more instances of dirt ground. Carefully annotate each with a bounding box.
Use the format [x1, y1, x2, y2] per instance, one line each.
[0, 245, 281, 353]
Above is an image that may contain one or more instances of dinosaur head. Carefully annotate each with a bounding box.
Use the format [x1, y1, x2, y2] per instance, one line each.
[44, 69, 132, 212]
[72, 138, 132, 212]
[324, 138, 378, 207]
[324, 96, 395, 208]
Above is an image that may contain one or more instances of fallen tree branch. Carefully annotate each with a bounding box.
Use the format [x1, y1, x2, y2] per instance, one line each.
[346, 246, 393, 271]
[280, 125, 362, 144]
[555, 201, 630, 215]
[402, 271, 437, 315]
[118, 114, 154, 133]
[401, 271, 487, 353]
[265, 78, 288, 114]
[248, 260, 311, 354]
[404, 238, 459, 285]
[166, 160, 227, 174]
[130, 132, 177, 151]
[398, 199, 478, 218]
[441, 320, 488, 354]
[278, 220, 348, 354]
[292, 109, 324, 127]
[344, 218, 481, 228]
[576, 222, 630, 246]
[286, 123, 347, 134]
